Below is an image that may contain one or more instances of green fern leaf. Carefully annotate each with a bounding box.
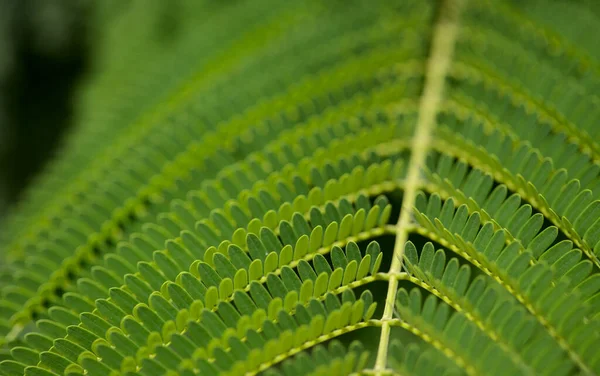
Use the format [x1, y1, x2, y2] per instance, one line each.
[1, 0, 600, 375]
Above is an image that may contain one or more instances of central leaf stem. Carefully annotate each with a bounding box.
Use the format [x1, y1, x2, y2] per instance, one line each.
[373, 0, 465, 372]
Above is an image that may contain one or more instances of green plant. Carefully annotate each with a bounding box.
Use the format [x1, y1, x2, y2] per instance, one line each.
[1, 0, 600, 375]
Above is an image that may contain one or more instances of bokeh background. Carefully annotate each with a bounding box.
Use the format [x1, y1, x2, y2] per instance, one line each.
[0, 0, 90, 217]
[0, 0, 184, 219]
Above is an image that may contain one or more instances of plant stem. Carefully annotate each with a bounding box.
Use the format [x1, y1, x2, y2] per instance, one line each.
[373, 0, 465, 372]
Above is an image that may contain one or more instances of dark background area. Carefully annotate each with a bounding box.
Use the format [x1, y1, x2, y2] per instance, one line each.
[0, 0, 90, 217]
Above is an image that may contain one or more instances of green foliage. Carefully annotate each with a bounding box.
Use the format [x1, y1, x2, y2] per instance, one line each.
[1, 0, 600, 375]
